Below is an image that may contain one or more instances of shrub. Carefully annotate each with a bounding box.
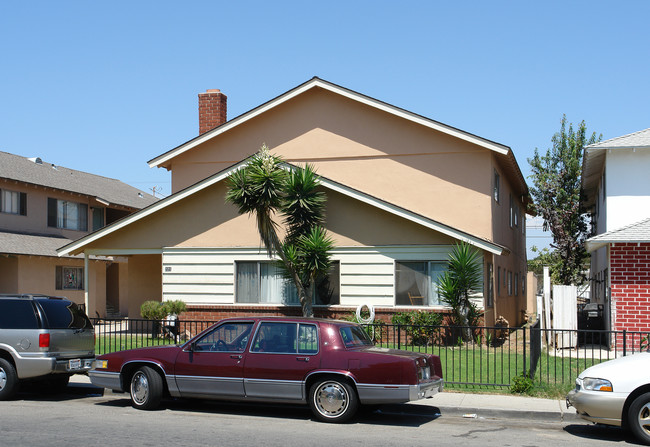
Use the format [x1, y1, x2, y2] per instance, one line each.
[511, 371, 534, 395]
[163, 300, 187, 316]
[140, 300, 167, 319]
[141, 300, 187, 319]
[391, 311, 443, 346]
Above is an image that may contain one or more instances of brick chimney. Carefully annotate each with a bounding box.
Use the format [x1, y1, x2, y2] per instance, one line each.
[198, 89, 227, 135]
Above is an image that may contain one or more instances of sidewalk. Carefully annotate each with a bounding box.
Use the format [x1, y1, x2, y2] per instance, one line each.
[412, 390, 577, 422]
[69, 375, 578, 423]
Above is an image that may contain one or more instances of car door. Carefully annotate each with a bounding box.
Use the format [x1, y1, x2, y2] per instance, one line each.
[243, 322, 321, 400]
[173, 321, 253, 399]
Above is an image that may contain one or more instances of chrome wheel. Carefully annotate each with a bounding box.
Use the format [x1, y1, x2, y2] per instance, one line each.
[131, 371, 149, 405]
[0, 358, 18, 400]
[309, 379, 358, 422]
[129, 366, 163, 410]
[0, 367, 6, 391]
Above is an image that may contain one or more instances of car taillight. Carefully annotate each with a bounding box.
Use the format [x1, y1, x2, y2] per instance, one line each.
[39, 333, 50, 348]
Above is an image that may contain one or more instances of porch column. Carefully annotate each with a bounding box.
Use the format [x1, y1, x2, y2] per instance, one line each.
[84, 253, 89, 313]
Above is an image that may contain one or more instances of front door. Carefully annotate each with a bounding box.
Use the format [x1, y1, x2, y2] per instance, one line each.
[174, 321, 253, 399]
[243, 322, 320, 401]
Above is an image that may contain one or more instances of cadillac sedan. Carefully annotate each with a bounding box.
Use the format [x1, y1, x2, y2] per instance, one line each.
[567, 352, 650, 445]
[90, 317, 444, 422]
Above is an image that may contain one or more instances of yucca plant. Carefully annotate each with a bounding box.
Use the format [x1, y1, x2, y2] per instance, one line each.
[226, 145, 333, 317]
[437, 242, 483, 341]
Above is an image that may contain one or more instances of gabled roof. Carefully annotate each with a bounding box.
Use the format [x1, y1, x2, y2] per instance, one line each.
[149, 76, 529, 205]
[0, 151, 157, 209]
[149, 77, 511, 168]
[586, 128, 650, 150]
[586, 217, 650, 252]
[582, 128, 650, 203]
[58, 158, 507, 257]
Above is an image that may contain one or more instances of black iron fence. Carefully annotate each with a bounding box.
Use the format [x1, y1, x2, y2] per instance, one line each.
[90, 317, 650, 391]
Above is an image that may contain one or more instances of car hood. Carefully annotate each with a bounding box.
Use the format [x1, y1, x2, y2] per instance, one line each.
[98, 344, 182, 360]
[579, 352, 650, 391]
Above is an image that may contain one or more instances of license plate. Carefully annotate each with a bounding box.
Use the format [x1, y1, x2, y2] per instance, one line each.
[68, 359, 81, 370]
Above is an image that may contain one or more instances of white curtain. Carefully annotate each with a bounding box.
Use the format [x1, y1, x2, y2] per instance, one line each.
[428, 262, 447, 305]
[261, 263, 299, 304]
[236, 262, 259, 303]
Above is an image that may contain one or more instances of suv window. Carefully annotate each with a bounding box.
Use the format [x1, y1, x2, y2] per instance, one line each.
[0, 300, 39, 329]
[35, 299, 92, 329]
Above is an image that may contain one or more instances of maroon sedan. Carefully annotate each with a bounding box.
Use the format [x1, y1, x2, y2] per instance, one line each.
[90, 317, 444, 422]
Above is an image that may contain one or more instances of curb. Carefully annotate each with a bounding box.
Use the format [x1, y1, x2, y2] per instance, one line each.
[435, 405, 580, 423]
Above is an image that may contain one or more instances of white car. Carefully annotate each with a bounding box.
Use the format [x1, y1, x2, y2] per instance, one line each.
[567, 352, 650, 445]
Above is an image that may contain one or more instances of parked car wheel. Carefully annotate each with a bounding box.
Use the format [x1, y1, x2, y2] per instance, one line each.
[629, 393, 650, 445]
[0, 358, 19, 400]
[129, 366, 163, 410]
[309, 379, 358, 423]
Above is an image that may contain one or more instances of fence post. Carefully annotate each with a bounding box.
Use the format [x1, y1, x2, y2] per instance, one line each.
[523, 326, 527, 378]
[397, 324, 401, 350]
[623, 329, 627, 356]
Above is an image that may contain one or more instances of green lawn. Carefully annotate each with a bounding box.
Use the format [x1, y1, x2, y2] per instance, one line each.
[95, 335, 177, 355]
[376, 342, 609, 398]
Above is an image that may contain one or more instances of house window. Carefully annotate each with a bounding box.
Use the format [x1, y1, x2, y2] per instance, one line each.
[0, 189, 26, 215]
[56, 266, 84, 290]
[497, 266, 501, 296]
[507, 271, 513, 296]
[235, 261, 339, 305]
[493, 170, 500, 203]
[521, 271, 526, 295]
[514, 273, 518, 296]
[395, 261, 447, 306]
[91, 207, 104, 231]
[48, 198, 88, 231]
[487, 263, 494, 307]
[509, 195, 514, 228]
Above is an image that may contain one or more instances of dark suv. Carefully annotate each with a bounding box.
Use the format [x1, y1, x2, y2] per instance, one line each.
[0, 294, 95, 399]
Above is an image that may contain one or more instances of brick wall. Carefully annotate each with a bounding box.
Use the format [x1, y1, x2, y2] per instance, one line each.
[182, 305, 452, 323]
[610, 243, 650, 338]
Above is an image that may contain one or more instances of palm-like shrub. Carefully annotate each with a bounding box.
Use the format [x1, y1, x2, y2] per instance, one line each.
[437, 243, 483, 341]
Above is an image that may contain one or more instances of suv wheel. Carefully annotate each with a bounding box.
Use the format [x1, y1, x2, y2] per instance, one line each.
[0, 358, 19, 400]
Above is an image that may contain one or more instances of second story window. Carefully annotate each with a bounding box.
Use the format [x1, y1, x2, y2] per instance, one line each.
[47, 198, 88, 231]
[0, 188, 27, 216]
[493, 170, 500, 203]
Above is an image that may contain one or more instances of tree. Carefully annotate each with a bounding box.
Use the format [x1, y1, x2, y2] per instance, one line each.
[528, 115, 600, 285]
[225, 145, 334, 317]
[527, 246, 563, 284]
[437, 242, 483, 341]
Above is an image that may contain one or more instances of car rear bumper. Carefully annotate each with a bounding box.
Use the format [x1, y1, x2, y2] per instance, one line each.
[409, 378, 444, 401]
[15, 355, 94, 379]
[357, 378, 444, 404]
[566, 388, 626, 426]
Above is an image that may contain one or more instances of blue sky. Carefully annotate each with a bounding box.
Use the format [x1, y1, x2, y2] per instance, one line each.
[1, 1, 649, 255]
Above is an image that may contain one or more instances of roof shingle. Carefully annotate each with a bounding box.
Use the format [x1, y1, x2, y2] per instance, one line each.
[0, 151, 157, 209]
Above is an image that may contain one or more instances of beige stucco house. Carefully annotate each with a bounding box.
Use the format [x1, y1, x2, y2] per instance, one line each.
[0, 151, 157, 317]
[58, 78, 531, 325]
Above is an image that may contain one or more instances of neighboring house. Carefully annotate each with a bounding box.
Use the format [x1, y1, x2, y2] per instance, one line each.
[58, 78, 531, 325]
[0, 151, 157, 316]
[582, 128, 650, 334]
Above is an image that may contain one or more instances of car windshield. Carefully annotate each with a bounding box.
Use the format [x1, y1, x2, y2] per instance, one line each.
[339, 325, 373, 348]
[36, 298, 92, 329]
